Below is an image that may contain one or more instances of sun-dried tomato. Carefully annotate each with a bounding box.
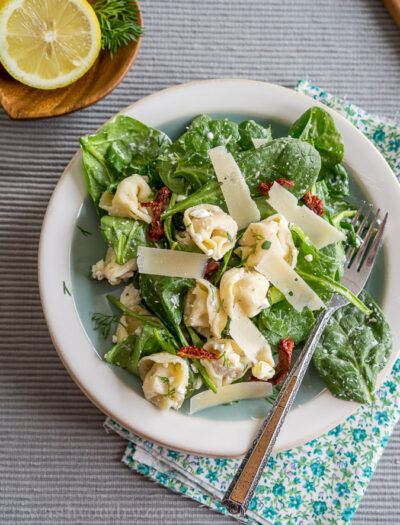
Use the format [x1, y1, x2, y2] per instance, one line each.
[204, 260, 220, 275]
[268, 337, 294, 386]
[302, 190, 324, 216]
[259, 178, 295, 196]
[141, 186, 171, 241]
[177, 346, 218, 360]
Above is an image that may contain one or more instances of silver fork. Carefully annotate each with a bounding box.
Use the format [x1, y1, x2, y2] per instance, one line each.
[222, 203, 388, 517]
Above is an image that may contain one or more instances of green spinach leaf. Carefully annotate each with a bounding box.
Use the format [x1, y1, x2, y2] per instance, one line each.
[313, 290, 392, 403]
[139, 274, 194, 345]
[238, 120, 272, 149]
[157, 115, 241, 193]
[323, 163, 350, 198]
[80, 115, 171, 209]
[239, 138, 321, 198]
[289, 107, 344, 171]
[258, 301, 316, 346]
[104, 324, 173, 376]
[101, 215, 165, 264]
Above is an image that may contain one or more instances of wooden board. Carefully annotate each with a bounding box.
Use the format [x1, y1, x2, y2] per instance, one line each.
[0, 1, 142, 119]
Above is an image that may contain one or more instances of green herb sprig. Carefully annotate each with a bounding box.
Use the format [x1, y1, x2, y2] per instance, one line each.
[93, 0, 145, 58]
[91, 312, 122, 339]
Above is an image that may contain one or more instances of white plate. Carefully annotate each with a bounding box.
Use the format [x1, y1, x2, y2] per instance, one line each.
[39, 79, 400, 457]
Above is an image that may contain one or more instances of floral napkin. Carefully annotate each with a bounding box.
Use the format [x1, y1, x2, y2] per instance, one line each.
[105, 81, 400, 525]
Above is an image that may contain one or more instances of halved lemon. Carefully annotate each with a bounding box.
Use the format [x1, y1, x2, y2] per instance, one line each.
[0, 0, 101, 89]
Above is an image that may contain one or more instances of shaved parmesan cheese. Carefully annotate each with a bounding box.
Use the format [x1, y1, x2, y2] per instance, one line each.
[229, 307, 273, 365]
[252, 137, 270, 149]
[137, 247, 208, 279]
[209, 146, 260, 229]
[189, 381, 272, 414]
[255, 251, 325, 311]
[268, 183, 346, 249]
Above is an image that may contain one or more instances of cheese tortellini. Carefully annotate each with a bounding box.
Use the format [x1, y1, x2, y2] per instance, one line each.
[251, 344, 275, 380]
[201, 339, 248, 387]
[183, 204, 238, 260]
[99, 174, 153, 223]
[184, 279, 227, 339]
[138, 352, 189, 410]
[115, 284, 156, 343]
[220, 267, 270, 318]
[236, 214, 298, 269]
[91, 247, 137, 286]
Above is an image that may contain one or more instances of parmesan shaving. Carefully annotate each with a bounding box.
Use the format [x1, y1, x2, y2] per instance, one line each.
[189, 381, 272, 414]
[268, 183, 346, 249]
[255, 250, 325, 311]
[137, 247, 208, 279]
[229, 307, 273, 365]
[208, 145, 260, 229]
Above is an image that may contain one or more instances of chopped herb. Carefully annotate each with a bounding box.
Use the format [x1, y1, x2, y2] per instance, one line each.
[93, 0, 145, 58]
[238, 255, 250, 268]
[158, 376, 176, 399]
[220, 350, 230, 369]
[288, 291, 294, 297]
[91, 312, 122, 339]
[63, 281, 71, 296]
[226, 231, 233, 242]
[262, 240, 272, 250]
[252, 232, 265, 241]
[217, 298, 225, 313]
[77, 225, 92, 237]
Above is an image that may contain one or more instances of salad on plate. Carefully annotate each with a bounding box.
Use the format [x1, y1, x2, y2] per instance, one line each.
[79, 107, 392, 414]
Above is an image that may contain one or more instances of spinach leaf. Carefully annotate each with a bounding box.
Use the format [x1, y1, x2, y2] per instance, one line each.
[323, 163, 350, 198]
[157, 115, 241, 193]
[104, 324, 173, 376]
[161, 181, 226, 219]
[238, 138, 321, 198]
[139, 274, 194, 345]
[80, 115, 171, 209]
[258, 301, 316, 346]
[313, 179, 351, 217]
[292, 224, 346, 284]
[313, 290, 392, 403]
[291, 224, 369, 313]
[101, 215, 165, 264]
[289, 107, 344, 171]
[238, 120, 272, 150]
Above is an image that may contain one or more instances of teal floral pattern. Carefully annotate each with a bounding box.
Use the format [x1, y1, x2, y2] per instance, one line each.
[105, 81, 400, 525]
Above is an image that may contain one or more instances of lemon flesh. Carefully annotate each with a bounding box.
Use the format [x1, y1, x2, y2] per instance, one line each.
[0, 0, 101, 89]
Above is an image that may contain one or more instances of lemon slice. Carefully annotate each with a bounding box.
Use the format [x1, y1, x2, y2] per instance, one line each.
[0, 0, 101, 89]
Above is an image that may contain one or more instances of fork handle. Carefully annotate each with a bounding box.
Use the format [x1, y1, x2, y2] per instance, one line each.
[222, 306, 337, 516]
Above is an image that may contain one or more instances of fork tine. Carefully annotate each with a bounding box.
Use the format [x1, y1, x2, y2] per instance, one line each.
[353, 208, 380, 270]
[346, 203, 367, 264]
[363, 212, 388, 270]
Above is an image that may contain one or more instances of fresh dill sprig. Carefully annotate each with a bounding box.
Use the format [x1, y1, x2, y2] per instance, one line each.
[91, 312, 121, 339]
[158, 376, 176, 399]
[93, 0, 145, 58]
[63, 281, 71, 296]
[77, 225, 92, 237]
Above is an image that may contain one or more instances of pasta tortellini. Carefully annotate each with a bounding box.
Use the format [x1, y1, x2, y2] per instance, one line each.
[115, 284, 156, 343]
[220, 267, 270, 318]
[251, 344, 275, 380]
[99, 174, 153, 223]
[91, 247, 137, 286]
[201, 339, 248, 387]
[184, 279, 227, 339]
[236, 214, 298, 269]
[183, 204, 238, 260]
[138, 352, 189, 410]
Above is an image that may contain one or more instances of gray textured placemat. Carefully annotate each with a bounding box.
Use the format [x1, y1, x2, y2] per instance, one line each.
[0, 0, 399, 523]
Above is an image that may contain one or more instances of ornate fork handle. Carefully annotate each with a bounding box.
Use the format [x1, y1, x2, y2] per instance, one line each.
[222, 300, 343, 516]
